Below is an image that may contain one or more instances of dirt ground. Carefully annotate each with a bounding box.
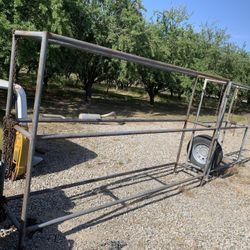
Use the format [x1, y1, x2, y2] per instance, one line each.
[0, 120, 249, 250]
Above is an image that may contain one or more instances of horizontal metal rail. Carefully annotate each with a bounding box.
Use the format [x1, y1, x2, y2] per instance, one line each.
[38, 125, 247, 140]
[14, 30, 229, 83]
[2, 203, 20, 230]
[13, 31, 250, 91]
[232, 82, 250, 91]
[49, 33, 229, 82]
[14, 125, 31, 139]
[14, 30, 44, 38]
[26, 174, 202, 232]
[17, 117, 186, 124]
[188, 121, 212, 128]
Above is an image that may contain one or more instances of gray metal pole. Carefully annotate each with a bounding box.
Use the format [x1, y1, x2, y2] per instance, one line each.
[237, 127, 249, 161]
[201, 82, 232, 184]
[6, 33, 17, 116]
[220, 87, 239, 145]
[186, 79, 208, 164]
[18, 32, 48, 249]
[13, 30, 250, 90]
[14, 125, 31, 139]
[17, 117, 186, 123]
[37, 125, 246, 140]
[2, 203, 20, 229]
[48, 33, 229, 83]
[174, 77, 198, 171]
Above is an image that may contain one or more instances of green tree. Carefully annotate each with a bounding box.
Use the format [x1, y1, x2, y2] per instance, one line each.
[137, 22, 170, 105]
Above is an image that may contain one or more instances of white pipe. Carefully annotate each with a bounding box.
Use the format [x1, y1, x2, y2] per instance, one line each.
[0, 79, 28, 120]
[0, 79, 42, 166]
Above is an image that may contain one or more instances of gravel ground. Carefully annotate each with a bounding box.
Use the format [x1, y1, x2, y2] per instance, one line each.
[0, 121, 250, 250]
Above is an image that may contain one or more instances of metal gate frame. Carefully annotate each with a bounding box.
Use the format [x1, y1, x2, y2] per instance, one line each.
[0, 30, 250, 249]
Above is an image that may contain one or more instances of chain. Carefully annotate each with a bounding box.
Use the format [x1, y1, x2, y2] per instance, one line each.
[3, 116, 18, 178]
[2, 38, 20, 179]
[0, 36, 19, 239]
[0, 225, 17, 238]
[0, 196, 17, 238]
[13, 37, 19, 85]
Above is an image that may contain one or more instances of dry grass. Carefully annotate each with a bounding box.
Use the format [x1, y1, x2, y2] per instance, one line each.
[178, 185, 195, 198]
[224, 164, 240, 176]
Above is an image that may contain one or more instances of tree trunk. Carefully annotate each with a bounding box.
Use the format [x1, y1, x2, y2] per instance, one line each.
[247, 92, 250, 105]
[147, 90, 155, 106]
[106, 81, 111, 95]
[43, 69, 49, 88]
[170, 88, 173, 97]
[15, 65, 21, 83]
[84, 82, 93, 104]
[44, 75, 48, 88]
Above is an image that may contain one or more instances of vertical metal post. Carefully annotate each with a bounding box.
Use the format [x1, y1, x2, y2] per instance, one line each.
[6, 33, 17, 116]
[239, 114, 250, 161]
[18, 32, 48, 249]
[174, 77, 199, 171]
[201, 81, 232, 184]
[237, 127, 248, 161]
[220, 87, 238, 145]
[0, 33, 17, 197]
[185, 78, 208, 164]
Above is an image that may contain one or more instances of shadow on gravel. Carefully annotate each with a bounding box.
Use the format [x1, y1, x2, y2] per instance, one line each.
[63, 166, 201, 237]
[8, 163, 200, 247]
[32, 139, 97, 176]
[1, 189, 75, 249]
[3, 157, 249, 248]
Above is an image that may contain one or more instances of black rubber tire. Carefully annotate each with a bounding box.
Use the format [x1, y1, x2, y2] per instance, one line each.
[187, 135, 223, 170]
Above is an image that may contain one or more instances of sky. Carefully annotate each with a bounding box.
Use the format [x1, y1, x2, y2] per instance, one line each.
[142, 0, 250, 52]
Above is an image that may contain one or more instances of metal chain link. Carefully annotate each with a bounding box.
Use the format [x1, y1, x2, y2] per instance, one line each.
[13, 37, 19, 85]
[0, 225, 17, 238]
[3, 116, 18, 178]
[2, 37, 20, 179]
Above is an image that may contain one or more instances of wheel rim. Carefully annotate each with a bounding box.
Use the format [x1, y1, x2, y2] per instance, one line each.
[192, 144, 209, 165]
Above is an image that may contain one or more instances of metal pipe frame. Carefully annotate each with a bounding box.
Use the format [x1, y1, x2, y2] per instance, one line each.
[18, 32, 49, 249]
[14, 125, 31, 140]
[201, 82, 233, 184]
[185, 79, 208, 164]
[38, 124, 247, 140]
[232, 82, 250, 91]
[13, 30, 250, 90]
[17, 117, 186, 123]
[174, 77, 198, 172]
[189, 121, 212, 128]
[220, 87, 239, 145]
[14, 30, 229, 83]
[1, 30, 249, 249]
[2, 203, 20, 230]
[237, 127, 249, 161]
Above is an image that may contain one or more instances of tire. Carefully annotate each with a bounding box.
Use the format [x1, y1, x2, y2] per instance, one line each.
[187, 135, 223, 170]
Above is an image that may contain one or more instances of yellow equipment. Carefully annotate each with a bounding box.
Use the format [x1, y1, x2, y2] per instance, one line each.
[11, 131, 29, 180]
[0, 80, 35, 180]
[0, 125, 30, 180]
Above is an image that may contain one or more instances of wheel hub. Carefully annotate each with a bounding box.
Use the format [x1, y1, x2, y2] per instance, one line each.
[192, 144, 209, 165]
